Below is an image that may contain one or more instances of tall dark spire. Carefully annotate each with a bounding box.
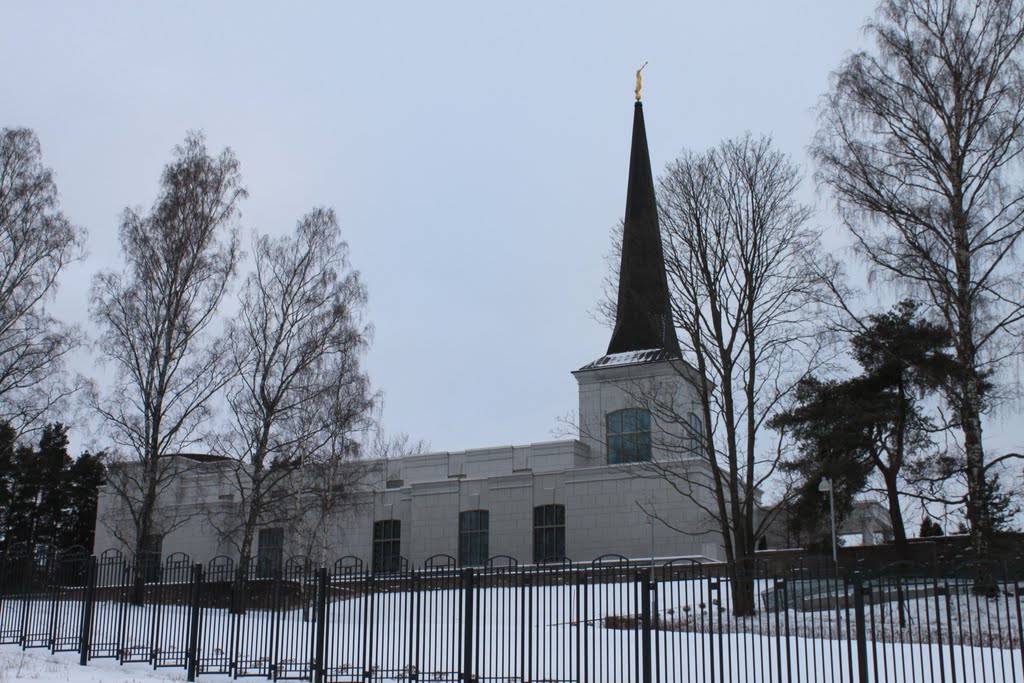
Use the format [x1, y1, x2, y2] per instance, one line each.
[606, 100, 680, 357]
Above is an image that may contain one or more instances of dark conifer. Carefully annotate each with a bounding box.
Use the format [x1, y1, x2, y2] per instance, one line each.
[772, 300, 956, 548]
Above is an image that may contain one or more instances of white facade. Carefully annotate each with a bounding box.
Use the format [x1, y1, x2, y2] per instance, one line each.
[93, 355, 722, 568]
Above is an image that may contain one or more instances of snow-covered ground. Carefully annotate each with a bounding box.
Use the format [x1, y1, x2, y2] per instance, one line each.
[0, 647, 203, 682]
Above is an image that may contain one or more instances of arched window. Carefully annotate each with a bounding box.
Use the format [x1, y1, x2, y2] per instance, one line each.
[606, 408, 652, 464]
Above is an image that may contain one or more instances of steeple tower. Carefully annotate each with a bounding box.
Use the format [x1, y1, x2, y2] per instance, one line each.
[605, 95, 680, 358]
[574, 83, 702, 466]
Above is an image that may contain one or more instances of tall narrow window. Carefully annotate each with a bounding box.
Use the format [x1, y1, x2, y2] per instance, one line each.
[686, 412, 704, 455]
[533, 504, 565, 562]
[373, 520, 401, 573]
[256, 527, 284, 578]
[459, 510, 489, 566]
[607, 408, 652, 463]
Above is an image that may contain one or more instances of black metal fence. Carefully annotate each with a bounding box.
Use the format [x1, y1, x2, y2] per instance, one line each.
[1, 547, 1022, 683]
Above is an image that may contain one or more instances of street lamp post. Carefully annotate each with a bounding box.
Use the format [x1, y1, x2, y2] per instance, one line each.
[819, 477, 843, 632]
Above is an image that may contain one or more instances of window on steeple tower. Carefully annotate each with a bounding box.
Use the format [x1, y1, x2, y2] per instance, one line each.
[685, 411, 704, 454]
[606, 408, 652, 463]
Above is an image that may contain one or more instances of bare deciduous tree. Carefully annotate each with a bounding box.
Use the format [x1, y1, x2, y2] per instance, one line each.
[90, 132, 243, 590]
[289, 364, 392, 567]
[813, 0, 1024, 552]
[0, 128, 86, 433]
[214, 209, 375, 575]
[638, 135, 822, 615]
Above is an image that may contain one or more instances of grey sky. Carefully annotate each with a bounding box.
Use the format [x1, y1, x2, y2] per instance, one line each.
[5, 1, 1018, 458]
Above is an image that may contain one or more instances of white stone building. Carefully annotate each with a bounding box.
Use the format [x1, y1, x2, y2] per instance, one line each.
[93, 98, 723, 571]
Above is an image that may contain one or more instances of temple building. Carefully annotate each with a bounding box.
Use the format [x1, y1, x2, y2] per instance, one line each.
[92, 96, 721, 571]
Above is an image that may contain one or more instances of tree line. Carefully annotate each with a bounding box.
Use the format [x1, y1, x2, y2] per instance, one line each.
[0, 423, 103, 552]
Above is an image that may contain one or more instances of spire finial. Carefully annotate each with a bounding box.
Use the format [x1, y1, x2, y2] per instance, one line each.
[605, 76, 681, 359]
[634, 62, 648, 101]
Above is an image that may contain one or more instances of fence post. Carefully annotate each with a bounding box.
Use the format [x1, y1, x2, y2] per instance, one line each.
[773, 579, 784, 683]
[186, 563, 204, 683]
[462, 568, 475, 683]
[706, 575, 716, 683]
[19, 551, 32, 648]
[711, 577, 724, 683]
[639, 571, 653, 683]
[79, 556, 98, 666]
[408, 572, 420, 683]
[47, 555, 61, 652]
[781, 578, 793, 683]
[521, 574, 530, 683]
[314, 567, 328, 683]
[361, 574, 373, 682]
[851, 573, 869, 683]
[577, 571, 586, 683]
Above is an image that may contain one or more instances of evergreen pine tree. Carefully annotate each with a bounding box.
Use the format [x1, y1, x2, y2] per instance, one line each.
[0, 422, 15, 549]
[772, 301, 956, 548]
[0, 423, 105, 553]
[61, 451, 105, 551]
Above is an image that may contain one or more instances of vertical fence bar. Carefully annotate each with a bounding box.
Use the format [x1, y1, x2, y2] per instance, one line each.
[844, 575, 855, 683]
[314, 567, 328, 683]
[639, 570, 653, 683]
[148, 563, 161, 667]
[115, 562, 130, 663]
[46, 554, 61, 651]
[706, 574, 715, 683]
[782, 577, 793, 683]
[1015, 572, 1024, 682]
[412, 572, 421, 683]
[462, 568, 475, 683]
[405, 572, 415, 682]
[18, 551, 32, 648]
[520, 574, 528, 683]
[945, 578, 958, 683]
[577, 571, 586, 683]
[361, 574, 372, 682]
[79, 556, 98, 666]
[185, 563, 203, 683]
[852, 573, 868, 683]
[712, 577, 723, 683]
[772, 579, 783, 683]
[932, 574, 946, 683]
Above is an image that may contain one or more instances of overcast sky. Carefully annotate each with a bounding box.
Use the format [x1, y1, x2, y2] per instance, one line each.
[3, 1, 1020, 459]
